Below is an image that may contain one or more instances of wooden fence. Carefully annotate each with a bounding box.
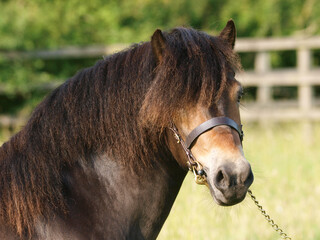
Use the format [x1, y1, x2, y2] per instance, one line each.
[2, 36, 320, 129]
[235, 36, 320, 123]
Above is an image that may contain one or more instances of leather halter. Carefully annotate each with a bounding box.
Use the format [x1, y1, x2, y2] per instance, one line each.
[169, 116, 243, 185]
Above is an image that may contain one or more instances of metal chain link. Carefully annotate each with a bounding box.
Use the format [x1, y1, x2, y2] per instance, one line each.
[247, 189, 292, 239]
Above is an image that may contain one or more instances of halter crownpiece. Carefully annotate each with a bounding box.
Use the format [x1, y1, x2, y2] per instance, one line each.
[169, 116, 244, 185]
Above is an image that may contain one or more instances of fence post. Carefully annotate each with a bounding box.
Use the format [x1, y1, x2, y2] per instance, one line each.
[254, 51, 271, 125]
[255, 51, 271, 106]
[297, 47, 313, 143]
[298, 47, 312, 110]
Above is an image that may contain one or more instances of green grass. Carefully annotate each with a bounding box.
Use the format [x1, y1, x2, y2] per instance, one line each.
[1, 123, 319, 239]
[158, 123, 320, 240]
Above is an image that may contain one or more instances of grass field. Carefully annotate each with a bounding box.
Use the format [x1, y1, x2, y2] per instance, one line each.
[1, 123, 319, 239]
[158, 123, 320, 240]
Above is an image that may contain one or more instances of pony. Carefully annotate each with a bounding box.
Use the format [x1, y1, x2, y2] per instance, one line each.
[0, 20, 253, 239]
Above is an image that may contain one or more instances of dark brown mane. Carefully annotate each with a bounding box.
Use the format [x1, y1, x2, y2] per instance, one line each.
[0, 27, 241, 237]
[140, 27, 241, 131]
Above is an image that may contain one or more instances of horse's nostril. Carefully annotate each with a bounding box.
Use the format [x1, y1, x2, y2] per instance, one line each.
[214, 168, 229, 192]
[216, 170, 224, 183]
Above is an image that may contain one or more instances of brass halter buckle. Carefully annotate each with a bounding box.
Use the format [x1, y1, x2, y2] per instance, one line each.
[185, 146, 207, 185]
[188, 160, 207, 185]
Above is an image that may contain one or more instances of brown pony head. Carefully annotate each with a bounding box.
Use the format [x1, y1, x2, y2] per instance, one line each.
[141, 20, 253, 206]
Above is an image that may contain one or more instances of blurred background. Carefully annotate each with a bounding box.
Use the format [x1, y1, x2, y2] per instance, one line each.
[0, 0, 319, 239]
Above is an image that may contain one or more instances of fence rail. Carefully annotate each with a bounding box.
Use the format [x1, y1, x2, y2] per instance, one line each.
[2, 44, 127, 60]
[2, 36, 320, 128]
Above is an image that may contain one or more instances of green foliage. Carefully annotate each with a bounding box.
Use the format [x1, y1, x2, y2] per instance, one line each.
[1, 0, 319, 50]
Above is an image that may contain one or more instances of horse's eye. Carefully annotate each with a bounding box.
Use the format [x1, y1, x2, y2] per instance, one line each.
[237, 88, 244, 103]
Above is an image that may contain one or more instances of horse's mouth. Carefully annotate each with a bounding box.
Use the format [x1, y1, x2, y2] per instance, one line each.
[208, 183, 248, 206]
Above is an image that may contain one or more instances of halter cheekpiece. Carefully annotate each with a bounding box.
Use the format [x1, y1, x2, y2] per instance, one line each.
[169, 116, 243, 185]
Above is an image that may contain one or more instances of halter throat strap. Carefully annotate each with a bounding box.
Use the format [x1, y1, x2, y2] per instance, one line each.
[185, 116, 243, 149]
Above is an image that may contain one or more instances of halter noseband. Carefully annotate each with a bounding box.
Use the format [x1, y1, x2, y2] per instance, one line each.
[169, 116, 243, 185]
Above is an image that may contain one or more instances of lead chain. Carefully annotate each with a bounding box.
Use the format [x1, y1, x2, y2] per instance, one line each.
[247, 189, 292, 240]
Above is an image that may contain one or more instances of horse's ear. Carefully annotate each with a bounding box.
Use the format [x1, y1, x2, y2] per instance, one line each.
[219, 19, 236, 49]
[151, 29, 166, 63]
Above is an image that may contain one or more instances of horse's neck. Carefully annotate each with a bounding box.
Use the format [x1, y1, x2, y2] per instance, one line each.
[58, 154, 186, 240]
